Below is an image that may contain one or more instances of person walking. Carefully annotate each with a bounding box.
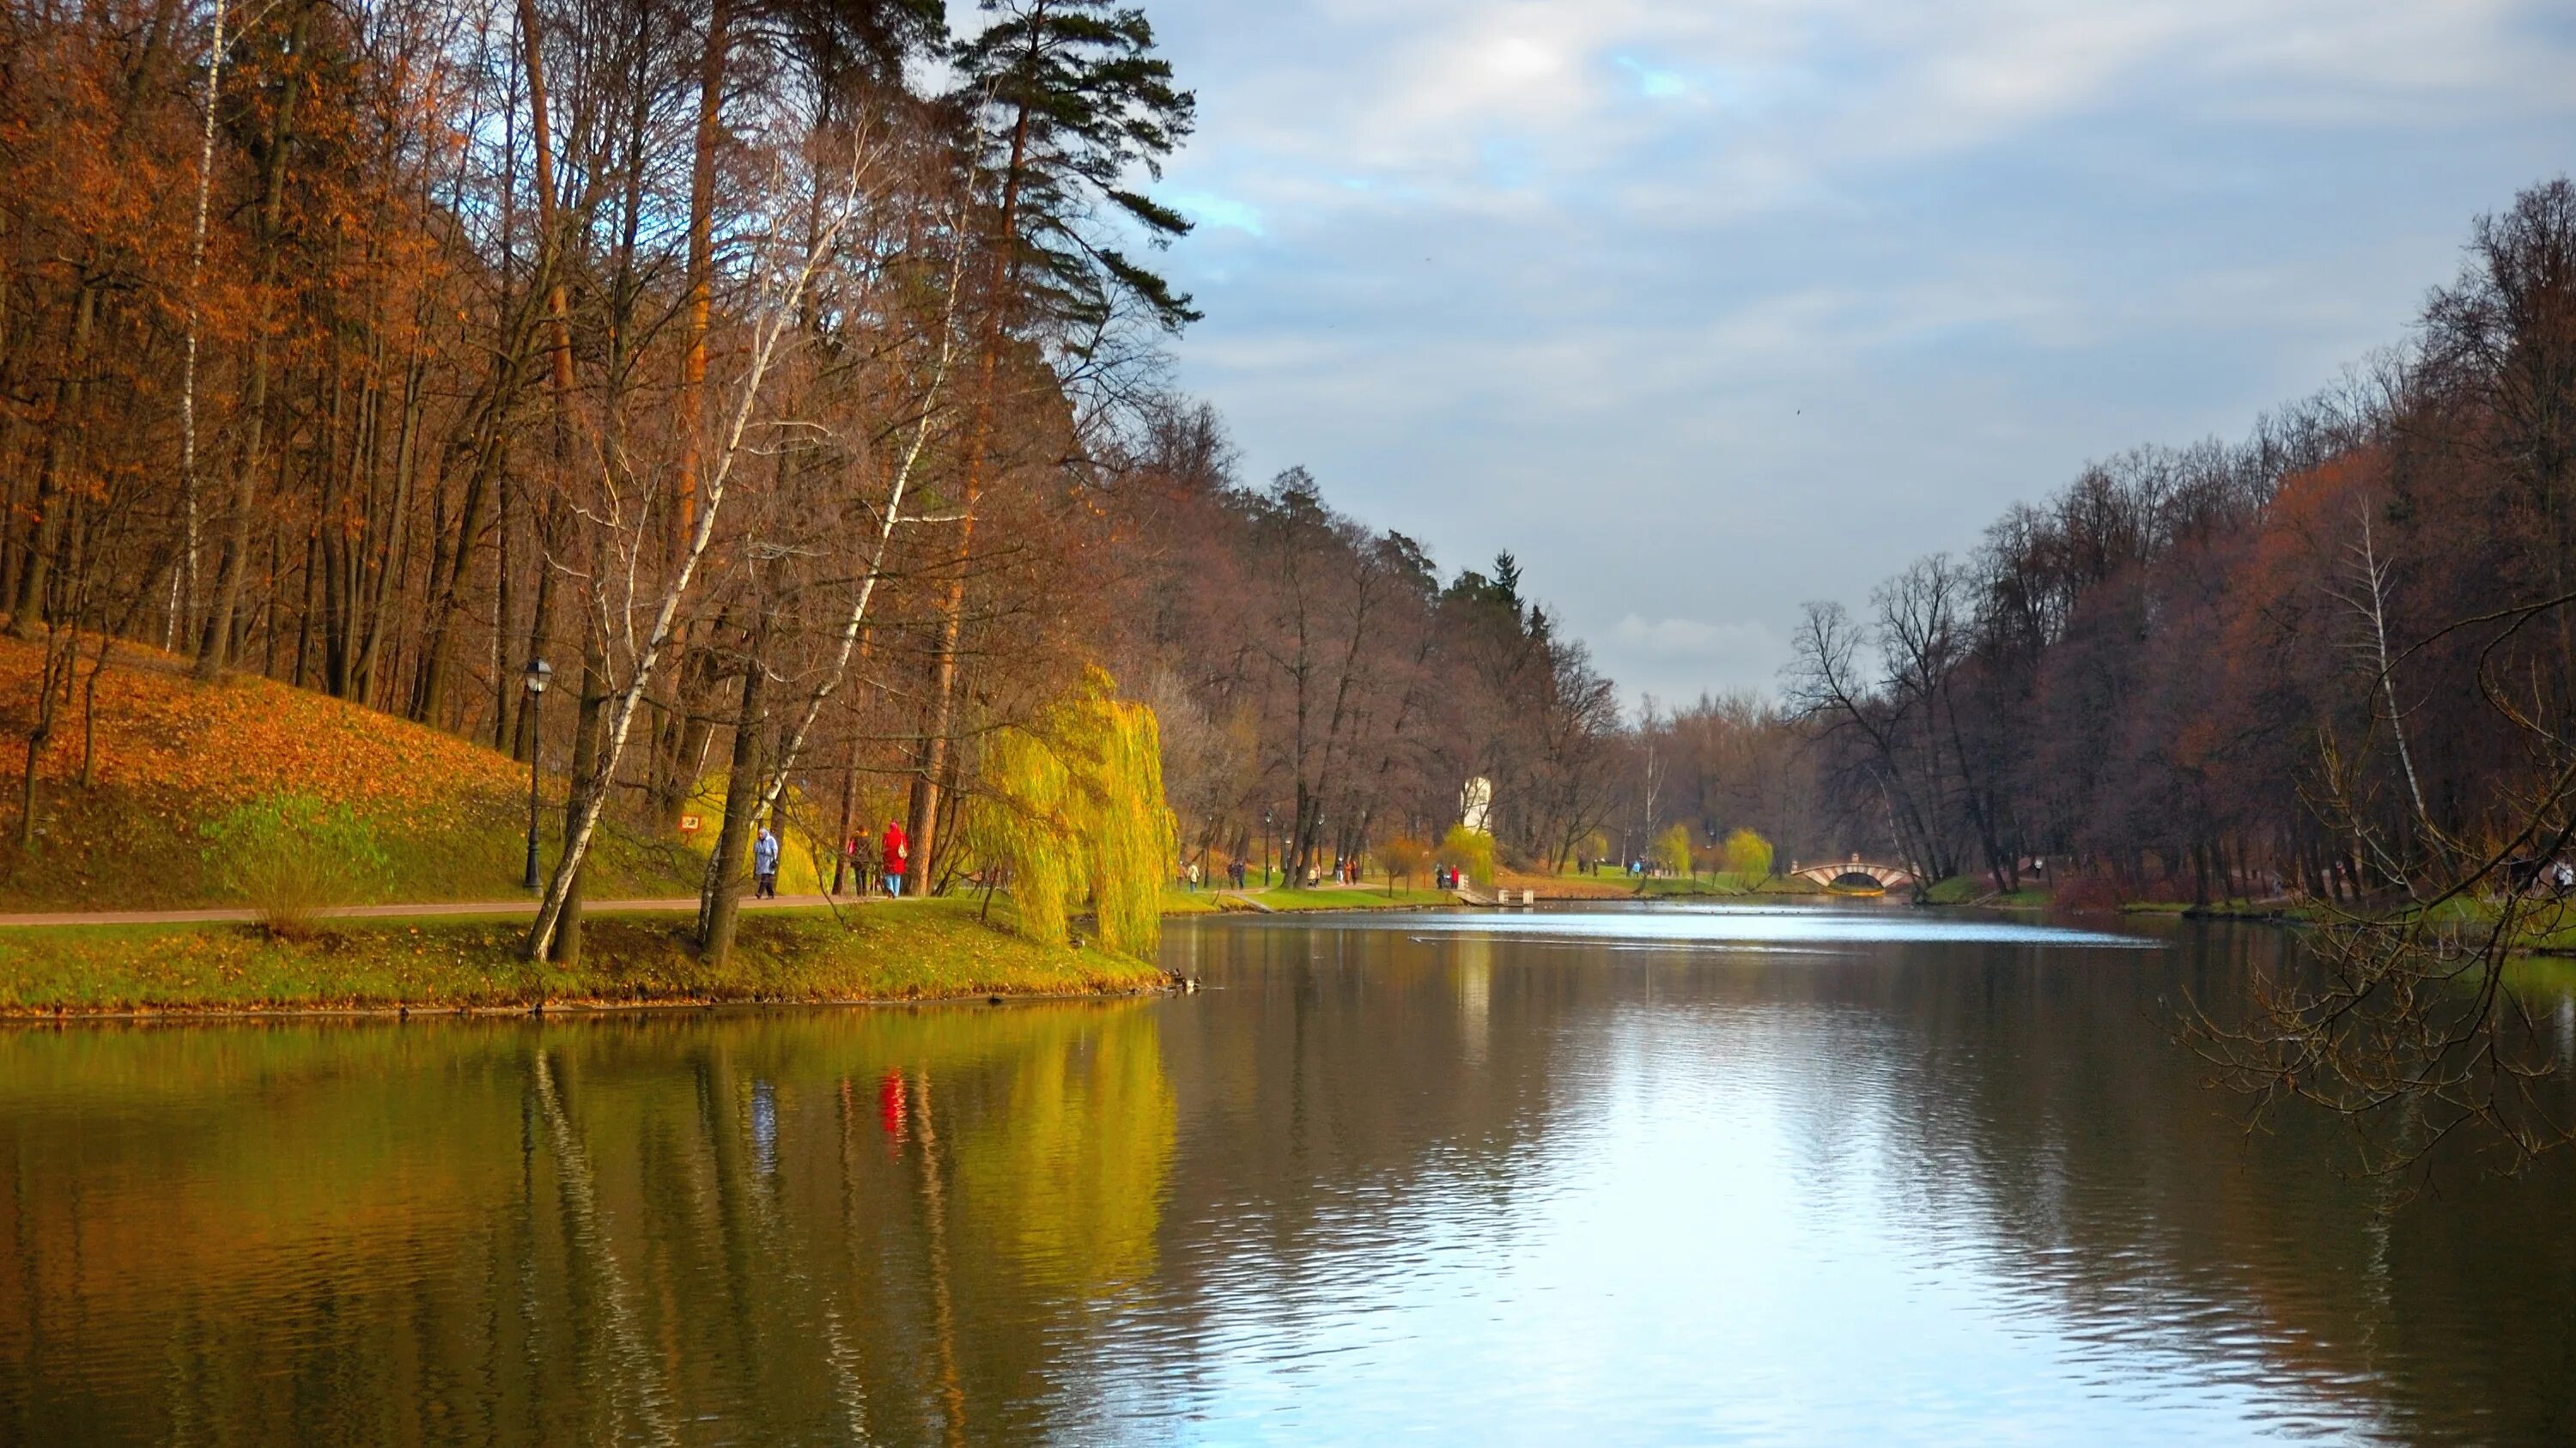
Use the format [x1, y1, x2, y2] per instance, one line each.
[882, 818, 909, 898]
[753, 824, 781, 899]
[848, 831, 878, 897]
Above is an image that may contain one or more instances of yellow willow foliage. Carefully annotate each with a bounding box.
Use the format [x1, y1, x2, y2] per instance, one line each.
[969, 670, 1176, 958]
[1437, 824, 1495, 888]
[974, 727, 1080, 947]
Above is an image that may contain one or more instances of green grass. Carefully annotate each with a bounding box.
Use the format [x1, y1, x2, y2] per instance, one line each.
[1244, 887, 1457, 912]
[1159, 884, 1226, 916]
[1601, 873, 1822, 898]
[0, 897, 1167, 1014]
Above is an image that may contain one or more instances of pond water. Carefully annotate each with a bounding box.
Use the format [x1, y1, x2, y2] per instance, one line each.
[3, 903, 2574, 1445]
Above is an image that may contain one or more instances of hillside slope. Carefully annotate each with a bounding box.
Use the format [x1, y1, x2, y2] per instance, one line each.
[0, 638, 699, 910]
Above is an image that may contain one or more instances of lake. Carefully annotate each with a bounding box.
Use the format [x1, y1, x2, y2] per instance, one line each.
[3, 903, 2573, 1445]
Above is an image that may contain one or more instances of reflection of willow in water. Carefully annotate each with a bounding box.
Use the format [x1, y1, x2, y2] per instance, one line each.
[0, 1001, 1176, 1445]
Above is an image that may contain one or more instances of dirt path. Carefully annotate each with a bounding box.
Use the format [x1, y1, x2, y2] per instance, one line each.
[0, 895, 891, 928]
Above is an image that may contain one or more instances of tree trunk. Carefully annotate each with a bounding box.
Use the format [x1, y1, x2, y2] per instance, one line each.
[697, 629, 767, 965]
[676, 0, 732, 558]
[9, 283, 100, 639]
[548, 632, 605, 965]
[196, 0, 314, 678]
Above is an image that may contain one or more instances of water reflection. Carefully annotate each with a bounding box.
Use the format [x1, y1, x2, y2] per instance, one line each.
[0, 1004, 1174, 1445]
[0, 909, 2570, 1445]
[1372, 899, 2163, 948]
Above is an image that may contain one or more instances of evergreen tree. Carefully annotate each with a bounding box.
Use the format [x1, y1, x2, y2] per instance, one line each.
[951, 0, 1199, 334]
[908, 0, 1198, 881]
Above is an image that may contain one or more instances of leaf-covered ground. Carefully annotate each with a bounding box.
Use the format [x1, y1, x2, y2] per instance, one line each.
[0, 638, 701, 909]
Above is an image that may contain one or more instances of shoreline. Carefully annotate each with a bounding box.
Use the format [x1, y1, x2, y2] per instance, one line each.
[0, 898, 1172, 1019]
[0, 982, 1176, 1025]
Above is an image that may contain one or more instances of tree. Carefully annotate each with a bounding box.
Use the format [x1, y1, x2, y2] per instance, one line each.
[1723, 828, 1773, 885]
[1380, 834, 1431, 893]
[1650, 823, 1692, 879]
[907, 0, 1199, 882]
[1437, 824, 1493, 890]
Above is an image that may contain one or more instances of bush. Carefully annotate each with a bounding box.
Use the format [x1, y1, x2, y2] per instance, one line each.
[200, 791, 392, 936]
[1437, 825, 1495, 888]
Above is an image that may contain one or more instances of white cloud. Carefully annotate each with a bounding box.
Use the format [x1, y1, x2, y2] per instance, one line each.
[1144, 0, 2576, 697]
[1607, 616, 1792, 707]
[1169, 190, 1265, 237]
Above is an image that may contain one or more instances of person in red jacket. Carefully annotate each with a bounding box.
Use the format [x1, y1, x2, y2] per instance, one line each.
[882, 818, 910, 898]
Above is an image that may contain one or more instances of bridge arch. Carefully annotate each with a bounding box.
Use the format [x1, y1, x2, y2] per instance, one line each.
[1789, 856, 1918, 891]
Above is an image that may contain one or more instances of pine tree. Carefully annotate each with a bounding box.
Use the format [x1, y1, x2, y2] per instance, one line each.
[951, 0, 1200, 334]
[908, 0, 1197, 885]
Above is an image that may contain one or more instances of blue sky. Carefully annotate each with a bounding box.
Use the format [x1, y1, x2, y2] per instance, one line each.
[1136, 0, 2576, 705]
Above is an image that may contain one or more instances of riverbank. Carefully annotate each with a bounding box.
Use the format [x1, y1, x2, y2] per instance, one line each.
[0, 897, 1167, 1017]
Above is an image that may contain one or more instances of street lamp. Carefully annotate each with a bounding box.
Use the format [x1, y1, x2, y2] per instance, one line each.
[1262, 808, 1273, 888]
[521, 657, 553, 890]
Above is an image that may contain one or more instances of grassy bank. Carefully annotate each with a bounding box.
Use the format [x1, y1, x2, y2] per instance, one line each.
[1546, 871, 1822, 900]
[1923, 876, 2055, 909]
[0, 897, 1167, 1016]
[1243, 887, 1456, 911]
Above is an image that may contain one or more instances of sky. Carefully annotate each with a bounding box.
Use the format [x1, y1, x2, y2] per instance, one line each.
[1133, 0, 2576, 708]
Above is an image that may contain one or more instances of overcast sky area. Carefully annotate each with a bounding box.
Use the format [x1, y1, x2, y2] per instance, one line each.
[1132, 0, 2576, 709]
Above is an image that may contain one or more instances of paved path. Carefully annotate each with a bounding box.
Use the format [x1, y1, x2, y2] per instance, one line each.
[0, 895, 885, 928]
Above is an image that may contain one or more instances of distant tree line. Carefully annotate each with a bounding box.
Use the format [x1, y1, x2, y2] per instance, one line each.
[1781, 179, 2576, 914]
[1100, 408, 1625, 885]
[1777, 179, 2576, 1164]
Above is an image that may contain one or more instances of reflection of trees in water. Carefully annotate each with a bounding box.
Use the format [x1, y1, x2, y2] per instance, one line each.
[0, 1003, 1176, 1445]
[1710, 927, 2576, 1445]
[1146, 921, 2576, 1444]
[3, 931, 2573, 1443]
[1133, 922, 1571, 1338]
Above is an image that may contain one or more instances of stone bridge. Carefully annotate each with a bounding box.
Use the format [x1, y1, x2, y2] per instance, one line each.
[1789, 857, 1918, 891]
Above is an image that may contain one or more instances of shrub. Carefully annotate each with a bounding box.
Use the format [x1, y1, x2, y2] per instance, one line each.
[1437, 825, 1495, 888]
[199, 791, 392, 936]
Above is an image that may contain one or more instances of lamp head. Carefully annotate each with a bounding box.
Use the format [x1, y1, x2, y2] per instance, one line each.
[523, 657, 554, 695]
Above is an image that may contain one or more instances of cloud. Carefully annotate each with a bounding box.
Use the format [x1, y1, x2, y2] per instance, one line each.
[1599, 616, 1793, 711]
[1144, 0, 2576, 699]
[1168, 190, 1266, 237]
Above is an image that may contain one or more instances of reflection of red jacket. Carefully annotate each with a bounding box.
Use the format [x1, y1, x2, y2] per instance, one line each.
[882, 824, 909, 871]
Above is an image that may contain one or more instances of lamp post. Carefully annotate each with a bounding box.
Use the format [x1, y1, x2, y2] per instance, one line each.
[520, 657, 553, 890]
[1262, 808, 1273, 888]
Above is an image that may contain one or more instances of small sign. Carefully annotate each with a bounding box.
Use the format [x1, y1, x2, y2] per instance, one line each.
[677, 814, 702, 834]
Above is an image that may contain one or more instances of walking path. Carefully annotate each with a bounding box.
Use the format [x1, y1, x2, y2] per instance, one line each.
[0, 895, 882, 928]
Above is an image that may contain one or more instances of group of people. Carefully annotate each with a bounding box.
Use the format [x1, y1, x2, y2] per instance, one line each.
[1180, 857, 1254, 891]
[837, 819, 910, 897]
[735, 818, 914, 900]
[1178, 854, 1373, 891]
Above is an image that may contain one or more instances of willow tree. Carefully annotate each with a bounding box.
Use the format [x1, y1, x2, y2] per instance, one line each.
[969, 670, 1174, 958]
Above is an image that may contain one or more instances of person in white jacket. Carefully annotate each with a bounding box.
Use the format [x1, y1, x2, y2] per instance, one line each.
[753, 825, 781, 899]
